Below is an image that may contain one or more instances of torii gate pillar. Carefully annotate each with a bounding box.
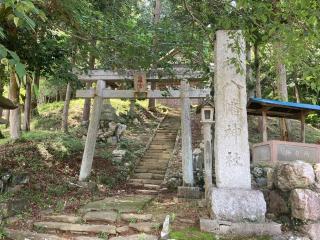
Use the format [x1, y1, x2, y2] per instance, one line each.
[180, 79, 194, 186]
[178, 80, 201, 199]
[79, 80, 105, 181]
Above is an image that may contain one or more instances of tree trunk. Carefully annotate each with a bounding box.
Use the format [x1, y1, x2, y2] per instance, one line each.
[275, 42, 290, 141]
[62, 82, 72, 133]
[82, 45, 95, 124]
[254, 43, 264, 136]
[129, 99, 135, 117]
[148, 0, 161, 111]
[5, 92, 10, 128]
[0, 81, 3, 138]
[22, 78, 32, 131]
[9, 71, 21, 140]
[295, 84, 301, 103]
[254, 43, 262, 98]
[148, 82, 157, 110]
[246, 43, 254, 97]
[82, 83, 92, 124]
[31, 67, 40, 116]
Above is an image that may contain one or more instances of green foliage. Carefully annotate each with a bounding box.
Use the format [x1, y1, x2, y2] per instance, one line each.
[170, 228, 271, 240]
[0, 228, 7, 240]
[0, 0, 45, 78]
[170, 227, 216, 240]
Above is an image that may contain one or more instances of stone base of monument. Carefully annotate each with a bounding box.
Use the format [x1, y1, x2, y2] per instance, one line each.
[202, 188, 282, 236]
[177, 186, 201, 199]
[208, 188, 267, 222]
[200, 219, 282, 236]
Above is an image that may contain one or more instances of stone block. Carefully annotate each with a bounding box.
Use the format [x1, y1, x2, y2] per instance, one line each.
[0, 198, 27, 218]
[109, 234, 158, 240]
[314, 163, 320, 182]
[209, 187, 266, 222]
[129, 222, 159, 233]
[121, 213, 153, 222]
[290, 189, 320, 221]
[200, 219, 281, 236]
[33, 221, 116, 234]
[266, 167, 275, 189]
[177, 186, 201, 199]
[302, 223, 320, 240]
[267, 191, 289, 216]
[84, 211, 118, 223]
[79, 195, 154, 213]
[44, 215, 81, 224]
[275, 161, 315, 191]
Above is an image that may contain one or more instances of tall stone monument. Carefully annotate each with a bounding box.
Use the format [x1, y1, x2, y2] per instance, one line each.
[210, 30, 267, 224]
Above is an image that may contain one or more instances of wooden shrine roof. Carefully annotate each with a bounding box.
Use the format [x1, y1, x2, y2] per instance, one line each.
[247, 98, 320, 119]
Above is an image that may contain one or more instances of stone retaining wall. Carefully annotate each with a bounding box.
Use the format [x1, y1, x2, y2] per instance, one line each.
[253, 160, 320, 240]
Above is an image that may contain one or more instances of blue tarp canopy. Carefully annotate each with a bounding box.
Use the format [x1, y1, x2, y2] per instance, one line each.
[247, 98, 320, 119]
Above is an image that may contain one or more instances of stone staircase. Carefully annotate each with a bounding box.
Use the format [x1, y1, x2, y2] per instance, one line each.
[128, 112, 180, 195]
[5, 195, 159, 240]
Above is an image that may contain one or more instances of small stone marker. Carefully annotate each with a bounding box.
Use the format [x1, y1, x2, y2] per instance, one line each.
[160, 215, 170, 240]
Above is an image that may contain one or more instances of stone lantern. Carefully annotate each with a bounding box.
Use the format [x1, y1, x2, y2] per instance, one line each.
[200, 98, 214, 198]
[201, 104, 214, 123]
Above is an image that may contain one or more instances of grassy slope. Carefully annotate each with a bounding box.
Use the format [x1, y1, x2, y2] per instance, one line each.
[0, 99, 162, 218]
[248, 116, 320, 144]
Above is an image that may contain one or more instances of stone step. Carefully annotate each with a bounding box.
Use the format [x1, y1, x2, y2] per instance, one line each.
[79, 195, 154, 214]
[155, 135, 176, 137]
[5, 229, 65, 240]
[135, 169, 166, 175]
[144, 151, 171, 155]
[33, 221, 117, 235]
[144, 184, 161, 190]
[109, 234, 158, 240]
[129, 222, 160, 233]
[145, 149, 171, 153]
[75, 237, 104, 240]
[143, 153, 171, 157]
[148, 146, 171, 150]
[83, 211, 118, 223]
[149, 144, 172, 148]
[138, 164, 167, 169]
[121, 213, 153, 222]
[153, 136, 175, 138]
[135, 167, 167, 172]
[132, 173, 164, 180]
[127, 183, 162, 190]
[129, 179, 163, 185]
[139, 161, 168, 166]
[43, 215, 81, 224]
[139, 159, 169, 163]
[136, 189, 159, 195]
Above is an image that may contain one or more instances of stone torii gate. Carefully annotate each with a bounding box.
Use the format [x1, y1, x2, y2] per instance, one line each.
[75, 68, 210, 188]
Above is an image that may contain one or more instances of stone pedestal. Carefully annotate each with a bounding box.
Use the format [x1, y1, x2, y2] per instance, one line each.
[208, 188, 266, 222]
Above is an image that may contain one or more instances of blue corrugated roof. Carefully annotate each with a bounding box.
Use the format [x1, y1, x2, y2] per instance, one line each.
[249, 98, 320, 111]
